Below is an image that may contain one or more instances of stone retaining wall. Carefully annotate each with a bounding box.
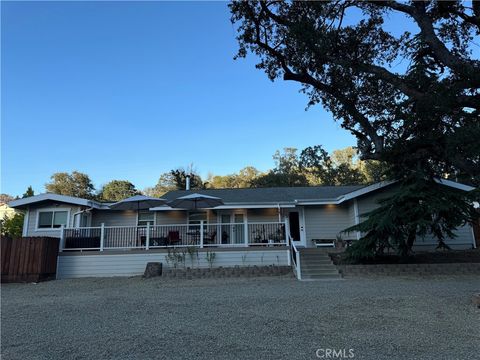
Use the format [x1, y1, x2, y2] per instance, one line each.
[162, 265, 293, 279]
[337, 262, 480, 277]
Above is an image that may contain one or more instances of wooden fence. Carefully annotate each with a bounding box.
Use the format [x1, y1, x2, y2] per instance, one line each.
[1, 237, 59, 283]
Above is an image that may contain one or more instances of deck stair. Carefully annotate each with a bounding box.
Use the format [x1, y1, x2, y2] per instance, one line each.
[298, 248, 342, 280]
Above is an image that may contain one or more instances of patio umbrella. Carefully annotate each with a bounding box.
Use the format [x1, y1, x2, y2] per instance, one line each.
[109, 195, 168, 247]
[109, 195, 168, 211]
[168, 193, 224, 210]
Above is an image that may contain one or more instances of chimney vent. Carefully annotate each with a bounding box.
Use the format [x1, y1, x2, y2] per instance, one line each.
[186, 174, 191, 191]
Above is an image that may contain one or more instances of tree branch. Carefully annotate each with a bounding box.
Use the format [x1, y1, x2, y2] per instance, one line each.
[259, 2, 426, 101]
[283, 70, 384, 155]
[250, 3, 387, 156]
[377, 1, 480, 82]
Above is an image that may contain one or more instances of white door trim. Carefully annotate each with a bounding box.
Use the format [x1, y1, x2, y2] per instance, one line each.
[287, 207, 306, 248]
[299, 206, 307, 247]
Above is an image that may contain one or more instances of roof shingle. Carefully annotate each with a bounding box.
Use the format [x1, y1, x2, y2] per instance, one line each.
[162, 186, 364, 204]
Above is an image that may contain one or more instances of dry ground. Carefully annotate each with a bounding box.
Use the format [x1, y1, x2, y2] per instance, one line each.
[2, 275, 479, 360]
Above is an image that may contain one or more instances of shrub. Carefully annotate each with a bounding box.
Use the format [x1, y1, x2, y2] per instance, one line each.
[1, 213, 24, 238]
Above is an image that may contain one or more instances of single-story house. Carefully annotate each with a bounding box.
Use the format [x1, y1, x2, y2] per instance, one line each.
[9, 179, 477, 279]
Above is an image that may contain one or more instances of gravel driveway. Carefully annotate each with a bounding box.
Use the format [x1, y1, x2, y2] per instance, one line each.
[2, 275, 479, 360]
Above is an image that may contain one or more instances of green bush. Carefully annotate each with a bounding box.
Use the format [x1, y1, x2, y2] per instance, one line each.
[1, 213, 24, 238]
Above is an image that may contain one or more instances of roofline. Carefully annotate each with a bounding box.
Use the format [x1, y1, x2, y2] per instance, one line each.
[434, 178, 475, 191]
[295, 178, 475, 205]
[8, 193, 108, 210]
[341, 180, 397, 202]
[162, 185, 361, 194]
[9, 179, 475, 210]
[295, 181, 397, 205]
[151, 203, 297, 211]
[295, 199, 343, 205]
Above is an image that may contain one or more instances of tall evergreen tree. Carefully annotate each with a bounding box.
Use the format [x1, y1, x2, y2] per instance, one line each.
[22, 186, 34, 198]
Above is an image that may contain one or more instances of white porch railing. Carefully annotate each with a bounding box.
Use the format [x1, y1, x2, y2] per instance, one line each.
[61, 221, 288, 252]
[290, 239, 301, 280]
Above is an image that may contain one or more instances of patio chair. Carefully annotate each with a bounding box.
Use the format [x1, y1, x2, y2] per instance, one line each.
[151, 237, 168, 246]
[204, 231, 217, 245]
[221, 231, 229, 244]
[140, 236, 168, 247]
[167, 231, 181, 246]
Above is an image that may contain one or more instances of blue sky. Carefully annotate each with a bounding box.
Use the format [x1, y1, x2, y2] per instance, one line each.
[2, 1, 357, 196]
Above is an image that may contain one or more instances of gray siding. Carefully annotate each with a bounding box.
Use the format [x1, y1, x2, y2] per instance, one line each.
[356, 187, 396, 219]
[25, 203, 80, 237]
[304, 204, 356, 245]
[348, 203, 356, 225]
[415, 223, 475, 248]
[247, 208, 280, 222]
[156, 211, 187, 225]
[91, 210, 137, 227]
[155, 209, 280, 225]
[355, 186, 474, 248]
[57, 250, 289, 278]
[86, 208, 282, 228]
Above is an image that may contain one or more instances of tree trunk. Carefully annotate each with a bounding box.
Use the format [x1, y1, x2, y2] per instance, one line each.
[405, 228, 417, 255]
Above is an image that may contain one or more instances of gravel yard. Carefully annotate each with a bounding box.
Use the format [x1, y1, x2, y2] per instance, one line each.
[2, 275, 479, 360]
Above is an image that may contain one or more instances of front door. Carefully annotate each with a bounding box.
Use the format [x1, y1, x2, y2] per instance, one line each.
[221, 214, 231, 244]
[288, 208, 306, 247]
[233, 213, 244, 244]
[220, 212, 245, 245]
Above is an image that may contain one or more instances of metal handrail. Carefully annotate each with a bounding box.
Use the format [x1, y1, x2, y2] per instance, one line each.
[290, 238, 302, 280]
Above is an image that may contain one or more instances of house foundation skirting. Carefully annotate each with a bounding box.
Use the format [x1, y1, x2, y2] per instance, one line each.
[57, 248, 290, 279]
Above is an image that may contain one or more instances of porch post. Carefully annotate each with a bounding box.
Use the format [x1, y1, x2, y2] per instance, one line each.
[22, 207, 29, 237]
[146, 223, 150, 250]
[200, 221, 204, 248]
[244, 221, 248, 247]
[284, 217, 290, 246]
[59, 224, 65, 252]
[297, 251, 302, 280]
[353, 199, 360, 240]
[285, 217, 291, 266]
[100, 223, 105, 252]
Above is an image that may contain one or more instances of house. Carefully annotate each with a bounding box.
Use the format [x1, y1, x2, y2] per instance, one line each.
[9, 179, 477, 279]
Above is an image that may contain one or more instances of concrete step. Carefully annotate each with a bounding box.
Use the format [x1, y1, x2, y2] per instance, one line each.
[301, 260, 334, 265]
[299, 248, 333, 253]
[300, 257, 332, 264]
[301, 255, 332, 261]
[301, 273, 342, 280]
[302, 271, 341, 276]
[301, 255, 331, 259]
[298, 250, 342, 280]
[301, 267, 341, 274]
[296, 248, 342, 280]
[300, 258, 332, 264]
[300, 252, 331, 257]
[301, 265, 337, 271]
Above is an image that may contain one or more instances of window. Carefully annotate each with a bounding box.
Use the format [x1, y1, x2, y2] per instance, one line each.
[37, 210, 68, 229]
[79, 214, 89, 227]
[188, 211, 207, 225]
[188, 211, 207, 230]
[138, 211, 154, 226]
